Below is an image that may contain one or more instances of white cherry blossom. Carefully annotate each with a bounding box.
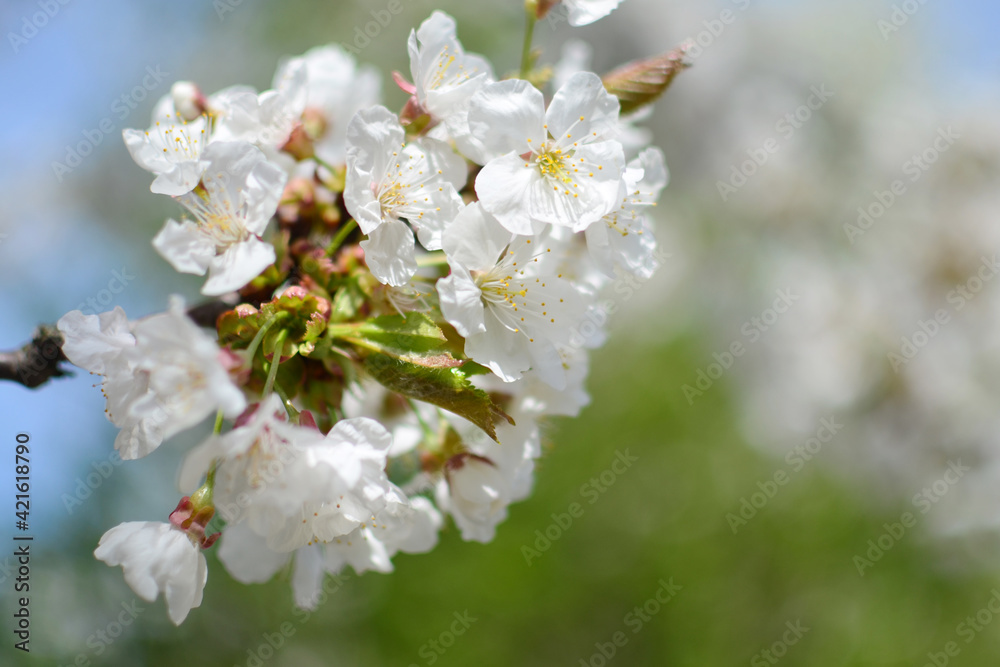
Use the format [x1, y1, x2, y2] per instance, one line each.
[218, 496, 442, 608]
[344, 105, 466, 286]
[152, 141, 286, 296]
[286, 45, 382, 165]
[180, 396, 401, 552]
[437, 203, 587, 388]
[94, 522, 207, 625]
[123, 101, 209, 196]
[470, 73, 626, 235]
[58, 299, 245, 459]
[436, 454, 510, 543]
[585, 147, 667, 278]
[407, 11, 494, 139]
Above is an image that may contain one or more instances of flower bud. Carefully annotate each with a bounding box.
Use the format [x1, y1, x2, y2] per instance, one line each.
[602, 43, 692, 115]
[170, 81, 208, 121]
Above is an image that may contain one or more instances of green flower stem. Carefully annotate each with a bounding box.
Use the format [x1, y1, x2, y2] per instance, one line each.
[520, 1, 539, 79]
[314, 155, 339, 174]
[327, 218, 359, 257]
[245, 311, 288, 364]
[274, 384, 299, 420]
[263, 329, 289, 397]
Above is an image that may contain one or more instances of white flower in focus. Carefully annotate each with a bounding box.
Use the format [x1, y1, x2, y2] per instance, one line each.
[585, 147, 667, 279]
[123, 99, 209, 196]
[470, 73, 625, 235]
[344, 105, 466, 286]
[437, 203, 586, 388]
[560, 0, 625, 26]
[407, 12, 494, 136]
[94, 522, 207, 625]
[152, 141, 286, 296]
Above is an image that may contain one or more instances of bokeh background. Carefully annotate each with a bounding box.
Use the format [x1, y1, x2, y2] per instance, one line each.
[3, 0, 1000, 664]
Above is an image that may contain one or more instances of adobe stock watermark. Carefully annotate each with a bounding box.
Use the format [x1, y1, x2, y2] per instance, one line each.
[717, 84, 834, 201]
[843, 125, 960, 244]
[750, 620, 809, 666]
[236, 570, 354, 667]
[521, 449, 638, 566]
[59, 598, 144, 667]
[671, 0, 756, 62]
[7, 0, 73, 54]
[73, 267, 136, 317]
[877, 0, 932, 41]
[921, 589, 1000, 667]
[61, 448, 126, 514]
[407, 610, 477, 667]
[578, 578, 682, 667]
[682, 288, 799, 405]
[52, 65, 170, 182]
[853, 460, 969, 576]
[338, 0, 419, 55]
[887, 255, 998, 372]
[726, 416, 843, 534]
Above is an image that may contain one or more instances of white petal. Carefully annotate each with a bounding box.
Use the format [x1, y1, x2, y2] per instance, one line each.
[218, 523, 291, 583]
[152, 219, 214, 276]
[442, 202, 513, 270]
[437, 265, 486, 337]
[546, 72, 621, 145]
[292, 545, 325, 609]
[468, 79, 545, 163]
[464, 310, 532, 382]
[360, 220, 418, 286]
[56, 307, 134, 375]
[202, 238, 276, 296]
[475, 152, 540, 235]
[564, 0, 624, 26]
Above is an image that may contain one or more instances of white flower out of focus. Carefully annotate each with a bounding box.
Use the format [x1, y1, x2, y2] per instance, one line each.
[95, 522, 208, 625]
[560, 0, 626, 27]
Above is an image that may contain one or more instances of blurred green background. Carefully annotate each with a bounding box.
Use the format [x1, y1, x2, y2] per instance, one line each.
[3, 0, 1000, 664]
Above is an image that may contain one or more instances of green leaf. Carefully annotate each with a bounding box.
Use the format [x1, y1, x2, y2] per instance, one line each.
[363, 353, 514, 442]
[359, 312, 447, 349]
[329, 312, 464, 369]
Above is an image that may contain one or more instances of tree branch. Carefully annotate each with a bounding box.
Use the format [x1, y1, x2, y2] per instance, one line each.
[0, 325, 70, 389]
[0, 298, 238, 390]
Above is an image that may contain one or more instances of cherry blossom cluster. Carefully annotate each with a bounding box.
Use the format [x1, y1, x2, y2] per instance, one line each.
[57, 1, 682, 625]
